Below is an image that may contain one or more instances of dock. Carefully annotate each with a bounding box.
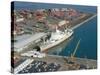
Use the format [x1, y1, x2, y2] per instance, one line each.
[13, 54, 97, 74]
[14, 33, 46, 52]
[71, 14, 97, 30]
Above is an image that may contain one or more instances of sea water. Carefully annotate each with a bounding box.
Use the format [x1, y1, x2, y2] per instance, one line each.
[59, 16, 97, 60]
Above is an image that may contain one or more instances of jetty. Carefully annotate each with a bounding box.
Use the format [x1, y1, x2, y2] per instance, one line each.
[71, 14, 97, 30]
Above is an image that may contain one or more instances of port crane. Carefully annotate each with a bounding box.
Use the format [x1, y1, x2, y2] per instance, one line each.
[71, 39, 81, 58]
[68, 39, 81, 62]
[63, 39, 81, 64]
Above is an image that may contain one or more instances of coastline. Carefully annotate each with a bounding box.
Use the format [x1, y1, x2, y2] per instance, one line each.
[71, 14, 97, 30]
[15, 14, 97, 56]
[15, 14, 97, 54]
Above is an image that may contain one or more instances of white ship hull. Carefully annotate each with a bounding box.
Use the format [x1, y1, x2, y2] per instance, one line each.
[40, 29, 73, 52]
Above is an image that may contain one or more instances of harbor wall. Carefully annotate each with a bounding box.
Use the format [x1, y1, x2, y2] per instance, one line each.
[71, 14, 97, 30]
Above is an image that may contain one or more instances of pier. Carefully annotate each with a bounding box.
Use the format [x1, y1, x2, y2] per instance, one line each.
[71, 14, 97, 30]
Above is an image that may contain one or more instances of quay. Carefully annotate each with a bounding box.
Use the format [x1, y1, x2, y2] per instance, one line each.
[71, 14, 97, 30]
[14, 54, 97, 74]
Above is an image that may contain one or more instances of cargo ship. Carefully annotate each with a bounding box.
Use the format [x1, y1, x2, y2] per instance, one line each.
[40, 27, 73, 52]
[20, 27, 73, 58]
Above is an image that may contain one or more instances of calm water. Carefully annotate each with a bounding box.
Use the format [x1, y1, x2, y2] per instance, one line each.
[13, 1, 97, 59]
[59, 17, 97, 59]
